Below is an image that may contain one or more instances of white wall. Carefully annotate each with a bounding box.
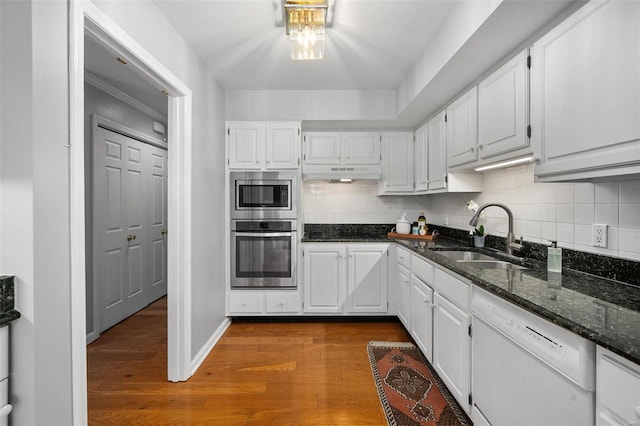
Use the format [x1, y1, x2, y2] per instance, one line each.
[302, 165, 640, 262]
[1, 1, 73, 424]
[0, 0, 226, 424]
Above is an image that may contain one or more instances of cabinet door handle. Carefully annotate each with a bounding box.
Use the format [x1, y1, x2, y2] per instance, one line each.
[127, 234, 136, 241]
[469, 147, 475, 153]
[478, 144, 483, 150]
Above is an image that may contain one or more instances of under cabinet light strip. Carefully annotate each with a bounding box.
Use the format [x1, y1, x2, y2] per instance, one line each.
[474, 155, 536, 172]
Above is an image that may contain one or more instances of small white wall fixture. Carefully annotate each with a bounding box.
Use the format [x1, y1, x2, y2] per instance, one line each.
[69, 0, 193, 424]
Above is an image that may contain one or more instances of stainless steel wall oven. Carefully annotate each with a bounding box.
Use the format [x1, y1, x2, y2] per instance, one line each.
[230, 220, 297, 288]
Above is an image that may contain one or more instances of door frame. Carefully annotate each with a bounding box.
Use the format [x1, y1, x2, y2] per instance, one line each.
[69, 0, 193, 423]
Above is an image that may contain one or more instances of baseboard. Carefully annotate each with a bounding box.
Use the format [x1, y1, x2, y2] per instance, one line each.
[190, 317, 232, 376]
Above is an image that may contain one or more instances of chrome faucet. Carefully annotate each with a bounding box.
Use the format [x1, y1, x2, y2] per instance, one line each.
[469, 203, 523, 256]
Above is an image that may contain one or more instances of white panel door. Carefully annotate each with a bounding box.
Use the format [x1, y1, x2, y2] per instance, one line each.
[228, 122, 264, 169]
[478, 50, 529, 159]
[303, 245, 345, 313]
[265, 122, 300, 170]
[410, 276, 434, 362]
[381, 132, 414, 193]
[346, 244, 388, 313]
[146, 145, 168, 304]
[303, 132, 341, 165]
[341, 132, 381, 165]
[427, 111, 447, 191]
[397, 265, 411, 328]
[447, 86, 478, 168]
[433, 292, 471, 413]
[94, 128, 148, 331]
[531, 0, 640, 181]
[414, 124, 428, 192]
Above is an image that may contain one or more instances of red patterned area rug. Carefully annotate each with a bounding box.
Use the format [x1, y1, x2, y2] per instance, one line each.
[367, 341, 471, 426]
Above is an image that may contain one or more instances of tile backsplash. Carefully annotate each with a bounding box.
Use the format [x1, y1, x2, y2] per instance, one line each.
[302, 164, 640, 261]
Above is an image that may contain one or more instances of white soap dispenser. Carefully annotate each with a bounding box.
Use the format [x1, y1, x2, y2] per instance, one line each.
[547, 241, 562, 273]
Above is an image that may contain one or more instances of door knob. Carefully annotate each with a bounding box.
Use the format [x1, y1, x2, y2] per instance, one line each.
[161, 229, 168, 235]
[127, 234, 136, 241]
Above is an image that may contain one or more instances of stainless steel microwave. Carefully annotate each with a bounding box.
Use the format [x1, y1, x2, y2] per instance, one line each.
[230, 171, 297, 220]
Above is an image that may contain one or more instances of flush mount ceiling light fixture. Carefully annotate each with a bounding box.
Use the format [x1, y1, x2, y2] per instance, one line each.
[284, 0, 328, 61]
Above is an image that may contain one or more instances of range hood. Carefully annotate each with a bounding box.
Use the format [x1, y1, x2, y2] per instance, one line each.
[302, 164, 383, 181]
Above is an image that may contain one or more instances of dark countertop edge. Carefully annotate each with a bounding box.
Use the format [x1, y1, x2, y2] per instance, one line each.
[302, 235, 640, 365]
[0, 310, 20, 327]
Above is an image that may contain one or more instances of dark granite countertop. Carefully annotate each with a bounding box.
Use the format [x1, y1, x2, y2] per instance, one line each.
[0, 276, 20, 326]
[302, 224, 640, 365]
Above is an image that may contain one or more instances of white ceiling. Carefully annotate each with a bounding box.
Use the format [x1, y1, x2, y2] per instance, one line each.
[84, 0, 580, 127]
[152, 0, 457, 90]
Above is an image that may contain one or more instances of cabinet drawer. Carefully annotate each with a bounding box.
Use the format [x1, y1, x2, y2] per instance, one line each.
[228, 292, 264, 313]
[266, 293, 300, 313]
[412, 255, 434, 284]
[397, 247, 412, 270]
[435, 268, 469, 310]
[598, 348, 640, 424]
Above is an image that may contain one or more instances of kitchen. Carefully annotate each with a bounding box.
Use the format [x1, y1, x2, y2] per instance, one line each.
[1, 0, 640, 425]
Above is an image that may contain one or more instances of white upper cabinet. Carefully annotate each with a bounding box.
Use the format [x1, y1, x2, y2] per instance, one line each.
[531, 0, 640, 181]
[478, 50, 530, 160]
[378, 132, 414, 194]
[414, 124, 428, 192]
[303, 132, 342, 165]
[427, 111, 447, 192]
[266, 123, 301, 170]
[227, 121, 300, 170]
[341, 132, 382, 165]
[304, 131, 381, 166]
[227, 122, 264, 169]
[447, 86, 478, 168]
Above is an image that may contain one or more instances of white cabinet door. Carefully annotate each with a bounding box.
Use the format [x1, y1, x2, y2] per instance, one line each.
[410, 276, 434, 362]
[265, 122, 300, 170]
[433, 292, 471, 413]
[596, 346, 640, 426]
[346, 245, 388, 313]
[531, 0, 640, 181]
[304, 132, 342, 165]
[397, 265, 411, 328]
[228, 122, 264, 169]
[427, 111, 447, 192]
[414, 123, 428, 192]
[303, 245, 346, 313]
[447, 86, 478, 168]
[380, 132, 414, 193]
[146, 145, 168, 304]
[341, 132, 381, 165]
[478, 50, 529, 159]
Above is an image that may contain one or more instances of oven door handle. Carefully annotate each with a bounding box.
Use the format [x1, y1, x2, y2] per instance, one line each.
[234, 232, 293, 238]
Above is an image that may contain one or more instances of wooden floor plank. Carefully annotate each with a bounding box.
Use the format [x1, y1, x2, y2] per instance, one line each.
[88, 297, 412, 425]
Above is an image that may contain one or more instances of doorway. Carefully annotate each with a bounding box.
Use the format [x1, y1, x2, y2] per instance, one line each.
[91, 118, 168, 335]
[70, 3, 194, 423]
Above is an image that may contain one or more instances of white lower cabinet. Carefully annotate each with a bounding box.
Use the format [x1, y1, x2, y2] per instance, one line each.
[228, 291, 301, 315]
[597, 346, 640, 425]
[410, 275, 434, 362]
[433, 268, 471, 414]
[397, 264, 411, 328]
[303, 243, 389, 315]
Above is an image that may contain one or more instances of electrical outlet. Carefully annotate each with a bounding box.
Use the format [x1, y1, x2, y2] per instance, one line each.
[441, 214, 449, 225]
[593, 224, 608, 247]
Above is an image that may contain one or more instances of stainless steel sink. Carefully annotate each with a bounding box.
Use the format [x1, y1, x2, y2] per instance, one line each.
[435, 250, 528, 270]
[434, 250, 496, 261]
[457, 260, 528, 270]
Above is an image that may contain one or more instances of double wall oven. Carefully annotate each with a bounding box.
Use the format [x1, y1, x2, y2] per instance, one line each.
[230, 172, 298, 289]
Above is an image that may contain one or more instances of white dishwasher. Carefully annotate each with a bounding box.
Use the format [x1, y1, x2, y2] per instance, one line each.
[471, 287, 596, 426]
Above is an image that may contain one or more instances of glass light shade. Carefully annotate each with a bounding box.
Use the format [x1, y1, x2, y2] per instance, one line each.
[284, 1, 327, 60]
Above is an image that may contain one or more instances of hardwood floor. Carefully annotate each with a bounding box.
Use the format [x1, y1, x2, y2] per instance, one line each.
[87, 298, 412, 425]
